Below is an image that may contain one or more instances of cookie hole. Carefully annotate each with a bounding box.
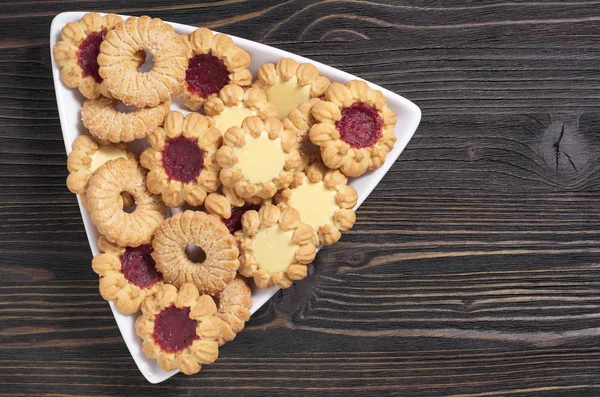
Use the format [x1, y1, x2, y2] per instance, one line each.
[116, 103, 137, 114]
[186, 244, 207, 263]
[121, 192, 136, 214]
[138, 51, 154, 73]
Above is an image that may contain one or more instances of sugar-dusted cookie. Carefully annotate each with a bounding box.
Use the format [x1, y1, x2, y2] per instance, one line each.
[282, 98, 323, 170]
[135, 283, 225, 375]
[309, 80, 397, 177]
[276, 162, 357, 246]
[178, 28, 252, 110]
[140, 111, 221, 207]
[92, 236, 163, 314]
[238, 204, 318, 289]
[216, 116, 303, 200]
[253, 58, 330, 119]
[214, 276, 252, 345]
[152, 211, 239, 296]
[98, 16, 188, 108]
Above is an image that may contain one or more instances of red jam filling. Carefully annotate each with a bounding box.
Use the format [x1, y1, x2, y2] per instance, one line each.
[119, 245, 162, 289]
[223, 203, 261, 234]
[335, 102, 383, 148]
[153, 305, 198, 353]
[77, 30, 106, 83]
[185, 54, 230, 98]
[162, 136, 205, 183]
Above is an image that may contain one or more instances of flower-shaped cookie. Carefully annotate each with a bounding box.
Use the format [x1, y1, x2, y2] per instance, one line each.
[92, 236, 163, 314]
[216, 116, 302, 200]
[135, 283, 225, 375]
[178, 28, 252, 110]
[214, 276, 252, 345]
[282, 98, 323, 170]
[53, 13, 137, 99]
[204, 84, 277, 135]
[140, 111, 222, 207]
[238, 204, 318, 289]
[276, 162, 357, 246]
[253, 58, 330, 119]
[204, 186, 266, 235]
[309, 80, 397, 177]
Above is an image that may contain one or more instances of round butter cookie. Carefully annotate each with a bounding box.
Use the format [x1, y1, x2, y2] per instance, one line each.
[214, 276, 252, 346]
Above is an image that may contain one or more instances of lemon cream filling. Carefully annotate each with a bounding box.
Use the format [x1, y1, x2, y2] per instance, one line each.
[90, 145, 128, 173]
[234, 132, 284, 184]
[287, 177, 337, 229]
[267, 76, 311, 119]
[213, 104, 256, 135]
[252, 225, 299, 275]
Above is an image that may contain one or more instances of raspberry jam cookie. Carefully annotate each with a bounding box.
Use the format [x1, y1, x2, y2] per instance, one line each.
[254, 58, 330, 119]
[204, 186, 265, 235]
[282, 98, 323, 170]
[214, 276, 252, 345]
[92, 236, 163, 314]
[81, 97, 171, 143]
[53, 13, 133, 99]
[135, 283, 224, 375]
[178, 28, 252, 111]
[309, 80, 397, 177]
[86, 158, 167, 247]
[238, 204, 318, 289]
[216, 116, 303, 200]
[276, 162, 358, 246]
[152, 211, 240, 295]
[140, 111, 221, 207]
[98, 16, 188, 108]
[204, 84, 277, 136]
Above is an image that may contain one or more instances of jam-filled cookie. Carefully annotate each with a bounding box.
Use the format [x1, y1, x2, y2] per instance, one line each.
[253, 58, 330, 119]
[86, 158, 167, 247]
[98, 16, 188, 108]
[140, 111, 221, 207]
[178, 28, 252, 111]
[276, 162, 357, 246]
[238, 204, 318, 289]
[152, 211, 239, 296]
[216, 116, 302, 200]
[135, 283, 224, 375]
[309, 80, 397, 177]
[81, 97, 171, 143]
[53, 13, 138, 99]
[214, 276, 252, 345]
[92, 236, 163, 314]
[204, 84, 277, 136]
[204, 186, 266, 236]
[282, 98, 323, 170]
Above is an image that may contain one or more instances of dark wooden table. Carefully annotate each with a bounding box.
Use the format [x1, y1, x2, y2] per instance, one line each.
[2, 1, 600, 396]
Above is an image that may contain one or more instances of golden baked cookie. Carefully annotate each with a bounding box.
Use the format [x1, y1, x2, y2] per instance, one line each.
[204, 186, 267, 236]
[216, 116, 303, 200]
[204, 84, 277, 135]
[81, 97, 171, 143]
[214, 276, 252, 345]
[152, 210, 240, 295]
[140, 111, 221, 207]
[177, 28, 252, 111]
[135, 283, 224, 375]
[253, 58, 330, 119]
[86, 158, 167, 247]
[238, 204, 318, 289]
[309, 80, 397, 177]
[53, 13, 137, 99]
[276, 162, 358, 246]
[98, 16, 188, 108]
[92, 236, 163, 314]
[282, 98, 323, 170]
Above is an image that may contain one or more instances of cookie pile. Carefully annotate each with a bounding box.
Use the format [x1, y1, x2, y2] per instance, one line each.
[55, 13, 397, 376]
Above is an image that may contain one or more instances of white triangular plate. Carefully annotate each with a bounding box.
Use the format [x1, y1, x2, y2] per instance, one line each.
[50, 11, 421, 383]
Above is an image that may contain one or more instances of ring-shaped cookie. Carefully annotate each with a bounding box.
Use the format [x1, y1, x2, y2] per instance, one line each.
[135, 283, 224, 375]
[98, 16, 188, 108]
[215, 116, 303, 200]
[81, 97, 171, 143]
[214, 276, 252, 345]
[178, 28, 252, 110]
[238, 204, 318, 289]
[282, 98, 323, 171]
[309, 80, 397, 177]
[91, 236, 163, 314]
[53, 13, 137, 99]
[86, 158, 167, 247]
[204, 84, 277, 136]
[152, 210, 240, 295]
[140, 111, 222, 207]
[275, 162, 358, 246]
[253, 58, 330, 119]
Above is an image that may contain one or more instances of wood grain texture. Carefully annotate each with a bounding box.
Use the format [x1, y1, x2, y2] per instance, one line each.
[2, 0, 600, 395]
